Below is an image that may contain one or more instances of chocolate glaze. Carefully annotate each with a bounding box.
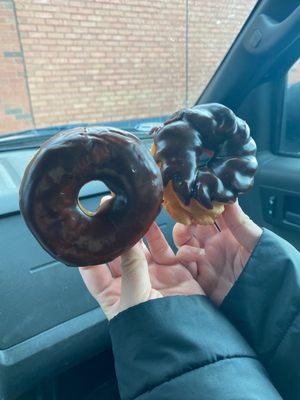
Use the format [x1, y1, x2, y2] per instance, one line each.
[19, 127, 163, 266]
[152, 103, 257, 209]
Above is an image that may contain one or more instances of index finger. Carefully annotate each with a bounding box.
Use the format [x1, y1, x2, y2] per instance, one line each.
[145, 222, 175, 265]
[79, 264, 113, 298]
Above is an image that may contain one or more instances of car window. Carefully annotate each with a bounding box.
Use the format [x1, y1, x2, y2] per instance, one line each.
[0, 0, 256, 137]
[280, 58, 300, 156]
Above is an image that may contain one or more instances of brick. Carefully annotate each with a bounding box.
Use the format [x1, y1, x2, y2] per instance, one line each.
[3, 51, 23, 57]
[28, 31, 47, 38]
[47, 32, 64, 39]
[1, 2, 13, 10]
[5, 107, 22, 115]
[33, 11, 52, 19]
[15, 112, 32, 120]
[42, 5, 60, 13]
[80, 21, 96, 27]
[38, 24, 54, 32]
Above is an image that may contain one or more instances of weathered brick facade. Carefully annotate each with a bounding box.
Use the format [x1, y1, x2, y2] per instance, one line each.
[0, 0, 255, 134]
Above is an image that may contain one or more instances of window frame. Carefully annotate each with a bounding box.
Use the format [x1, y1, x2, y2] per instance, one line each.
[272, 46, 300, 158]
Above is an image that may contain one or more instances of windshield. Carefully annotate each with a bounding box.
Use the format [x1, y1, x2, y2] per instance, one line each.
[0, 0, 256, 139]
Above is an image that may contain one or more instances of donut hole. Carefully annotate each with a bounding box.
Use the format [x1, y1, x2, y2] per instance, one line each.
[199, 151, 212, 168]
[78, 180, 111, 216]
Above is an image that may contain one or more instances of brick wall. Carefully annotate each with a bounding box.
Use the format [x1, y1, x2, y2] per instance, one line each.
[188, 0, 256, 104]
[0, 0, 33, 134]
[15, 0, 186, 128]
[0, 0, 255, 134]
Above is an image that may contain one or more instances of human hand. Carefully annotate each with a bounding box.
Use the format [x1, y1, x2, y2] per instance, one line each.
[173, 201, 262, 305]
[80, 221, 204, 320]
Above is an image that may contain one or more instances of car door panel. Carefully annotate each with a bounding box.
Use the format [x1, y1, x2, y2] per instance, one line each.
[199, 0, 300, 251]
[240, 151, 300, 251]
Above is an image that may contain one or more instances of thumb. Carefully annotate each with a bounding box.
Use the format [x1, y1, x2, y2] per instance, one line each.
[119, 241, 153, 312]
[222, 201, 262, 252]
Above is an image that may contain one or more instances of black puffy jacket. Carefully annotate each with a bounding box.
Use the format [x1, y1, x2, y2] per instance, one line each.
[109, 229, 300, 399]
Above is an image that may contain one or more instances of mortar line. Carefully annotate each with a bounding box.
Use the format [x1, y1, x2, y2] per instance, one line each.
[185, 0, 189, 107]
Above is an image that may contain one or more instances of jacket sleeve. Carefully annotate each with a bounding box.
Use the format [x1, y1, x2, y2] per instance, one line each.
[221, 228, 300, 399]
[109, 295, 281, 400]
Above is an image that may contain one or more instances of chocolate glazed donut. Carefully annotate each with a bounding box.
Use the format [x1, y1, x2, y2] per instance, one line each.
[151, 103, 257, 222]
[19, 127, 163, 266]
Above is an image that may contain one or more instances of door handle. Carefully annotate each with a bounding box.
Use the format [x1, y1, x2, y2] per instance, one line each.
[285, 211, 300, 226]
[244, 5, 300, 55]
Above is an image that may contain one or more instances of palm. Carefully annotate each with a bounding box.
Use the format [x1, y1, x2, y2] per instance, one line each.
[80, 223, 203, 320]
[173, 203, 262, 305]
[176, 222, 250, 305]
[148, 256, 203, 296]
[201, 230, 250, 303]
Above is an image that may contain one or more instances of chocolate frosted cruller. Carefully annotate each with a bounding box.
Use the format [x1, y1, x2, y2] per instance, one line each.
[151, 103, 258, 225]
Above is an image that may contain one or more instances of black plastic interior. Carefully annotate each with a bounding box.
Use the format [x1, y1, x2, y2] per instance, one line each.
[198, 0, 300, 252]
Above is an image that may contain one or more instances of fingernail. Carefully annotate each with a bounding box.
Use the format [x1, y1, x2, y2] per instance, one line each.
[191, 247, 205, 256]
[198, 248, 205, 255]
